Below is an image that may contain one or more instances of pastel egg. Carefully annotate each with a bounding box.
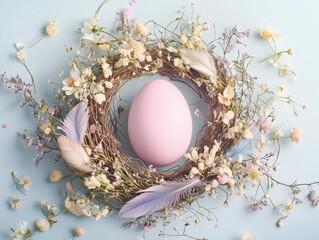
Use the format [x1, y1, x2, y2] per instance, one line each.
[128, 79, 192, 166]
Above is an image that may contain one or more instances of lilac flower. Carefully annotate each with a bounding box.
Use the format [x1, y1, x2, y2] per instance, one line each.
[125, 221, 137, 228]
[139, 219, 158, 232]
[308, 190, 319, 206]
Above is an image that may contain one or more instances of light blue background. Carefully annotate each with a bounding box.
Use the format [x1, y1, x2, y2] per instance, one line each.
[1, 0, 319, 239]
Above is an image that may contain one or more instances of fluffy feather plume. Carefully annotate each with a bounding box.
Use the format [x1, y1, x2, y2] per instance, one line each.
[179, 48, 217, 78]
[118, 176, 203, 218]
[58, 102, 89, 144]
[57, 136, 92, 172]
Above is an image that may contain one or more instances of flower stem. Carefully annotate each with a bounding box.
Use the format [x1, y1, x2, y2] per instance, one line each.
[95, 0, 111, 19]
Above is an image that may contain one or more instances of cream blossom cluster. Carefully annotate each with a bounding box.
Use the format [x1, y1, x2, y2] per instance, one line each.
[65, 195, 109, 220]
[116, 37, 147, 67]
[178, 12, 210, 49]
[83, 173, 115, 191]
[225, 120, 253, 140]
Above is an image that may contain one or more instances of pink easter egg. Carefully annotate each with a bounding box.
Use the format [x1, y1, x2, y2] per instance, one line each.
[128, 79, 192, 166]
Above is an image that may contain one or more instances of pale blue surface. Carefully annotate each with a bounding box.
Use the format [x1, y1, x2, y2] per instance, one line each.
[1, 0, 319, 239]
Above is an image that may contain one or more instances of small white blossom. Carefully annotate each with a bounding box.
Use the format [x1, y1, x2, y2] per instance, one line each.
[279, 198, 296, 216]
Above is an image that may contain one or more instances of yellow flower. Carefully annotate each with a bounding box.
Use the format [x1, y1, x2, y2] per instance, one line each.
[260, 28, 281, 42]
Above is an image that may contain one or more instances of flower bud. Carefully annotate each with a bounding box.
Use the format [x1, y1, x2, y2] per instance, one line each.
[287, 48, 293, 55]
[276, 220, 283, 227]
[50, 170, 63, 182]
[46, 21, 57, 37]
[36, 218, 50, 231]
[76, 226, 85, 236]
[40, 200, 46, 206]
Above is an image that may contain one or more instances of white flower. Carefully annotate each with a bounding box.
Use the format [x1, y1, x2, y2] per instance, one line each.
[101, 62, 112, 79]
[258, 133, 270, 150]
[136, 22, 148, 35]
[291, 126, 303, 143]
[260, 28, 281, 42]
[237, 182, 244, 196]
[242, 128, 253, 139]
[9, 196, 23, 209]
[115, 58, 130, 68]
[62, 70, 83, 96]
[222, 110, 234, 125]
[10, 221, 28, 240]
[40, 120, 52, 135]
[90, 17, 98, 26]
[49, 170, 63, 182]
[16, 42, 24, 51]
[97, 36, 110, 52]
[131, 39, 146, 61]
[272, 84, 287, 107]
[81, 19, 97, 41]
[261, 84, 268, 91]
[180, 35, 188, 45]
[104, 81, 113, 89]
[218, 85, 235, 106]
[36, 219, 50, 231]
[274, 125, 284, 137]
[94, 93, 106, 104]
[166, 46, 178, 53]
[46, 21, 57, 37]
[173, 58, 184, 69]
[84, 175, 101, 189]
[280, 65, 295, 79]
[47, 203, 59, 211]
[242, 232, 256, 240]
[17, 51, 26, 61]
[146, 55, 152, 62]
[279, 198, 296, 216]
[19, 176, 32, 191]
[245, 165, 263, 186]
[189, 167, 200, 177]
[65, 196, 88, 216]
[198, 162, 205, 171]
[194, 25, 203, 36]
[83, 67, 92, 76]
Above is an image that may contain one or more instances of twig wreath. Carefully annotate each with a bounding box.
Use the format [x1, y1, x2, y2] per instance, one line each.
[3, 2, 319, 240]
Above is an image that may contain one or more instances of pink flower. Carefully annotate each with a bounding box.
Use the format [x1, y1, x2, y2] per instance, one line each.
[291, 126, 303, 143]
[2, 123, 7, 128]
[222, 110, 234, 125]
[217, 174, 229, 185]
[123, 8, 132, 19]
[258, 117, 272, 133]
[66, 181, 73, 191]
[211, 179, 219, 188]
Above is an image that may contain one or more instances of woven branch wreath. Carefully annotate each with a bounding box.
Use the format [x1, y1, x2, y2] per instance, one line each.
[55, 12, 258, 219]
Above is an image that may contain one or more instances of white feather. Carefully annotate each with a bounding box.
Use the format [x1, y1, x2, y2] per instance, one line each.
[57, 136, 92, 172]
[179, 48, 217, 78]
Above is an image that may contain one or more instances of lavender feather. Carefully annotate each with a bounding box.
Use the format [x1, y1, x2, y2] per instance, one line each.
[58, 102, 89, 144]
[118, 176, 203, 218]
